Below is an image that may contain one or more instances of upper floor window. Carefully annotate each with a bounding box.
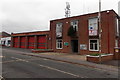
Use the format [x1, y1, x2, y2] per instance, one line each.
[56, 23, 63, 38]
[88, 17, 98, 36]
[71, 20, 78, 31]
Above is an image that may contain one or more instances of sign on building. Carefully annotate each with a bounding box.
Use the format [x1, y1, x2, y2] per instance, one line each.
[64, 42, 69, 46]
[88, 18, 98, 36]
[56, 23, 63, 38]
[80, 44, 87, 50]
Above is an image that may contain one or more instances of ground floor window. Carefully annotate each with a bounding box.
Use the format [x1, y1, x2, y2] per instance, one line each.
[89, 39, 99, 51]
[115, 40, 118, 47]
[56, 39, 63, 49]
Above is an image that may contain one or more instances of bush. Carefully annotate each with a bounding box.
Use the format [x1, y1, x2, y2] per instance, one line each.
[90, 53, 100, 56]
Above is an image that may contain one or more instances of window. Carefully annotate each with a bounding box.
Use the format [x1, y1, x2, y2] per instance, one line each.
[3, 41, 6, 45]
[88, 17, 98, 36]
[56, 39, 63, 49]
[116, 18, 119, 36]
[115, 40, 118, 47]
[71, 20, 78, 31]
[56, 23, 63, 38]
[8, 40, 11, 45]
[89, 39, 99, 51]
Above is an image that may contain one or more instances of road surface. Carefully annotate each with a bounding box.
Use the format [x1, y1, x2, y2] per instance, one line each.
[1, 47, 118, 78]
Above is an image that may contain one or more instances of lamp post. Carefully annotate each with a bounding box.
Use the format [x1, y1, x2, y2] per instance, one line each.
[98, 0, 102, 63]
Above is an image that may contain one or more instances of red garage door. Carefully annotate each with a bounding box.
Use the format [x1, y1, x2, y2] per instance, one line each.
[37, 36, 46, 49]
[28, 36, 35, 49]
[20, 37, 26, 48]
[13, 37, 19, 48]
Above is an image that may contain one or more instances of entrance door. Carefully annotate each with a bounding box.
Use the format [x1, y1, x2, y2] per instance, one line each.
[71, 40, 78, 53]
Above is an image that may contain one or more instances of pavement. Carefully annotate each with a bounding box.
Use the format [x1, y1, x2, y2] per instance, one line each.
[2, 47, 119, 72]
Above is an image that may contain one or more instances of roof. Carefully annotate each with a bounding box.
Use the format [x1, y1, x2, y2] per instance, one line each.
[11, 30, 50, 36]
[0, 31, 11, 38]
[50, 9, 119, 22]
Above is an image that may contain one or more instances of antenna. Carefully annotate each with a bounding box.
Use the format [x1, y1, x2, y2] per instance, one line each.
[65, 2, 71, 18]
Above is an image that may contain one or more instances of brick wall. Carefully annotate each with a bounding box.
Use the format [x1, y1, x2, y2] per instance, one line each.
[11, 31, 51, 49]
[50, 10, 118, 54]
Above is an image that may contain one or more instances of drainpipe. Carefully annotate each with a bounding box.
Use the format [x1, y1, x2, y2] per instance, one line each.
[107, 11, 110, 54]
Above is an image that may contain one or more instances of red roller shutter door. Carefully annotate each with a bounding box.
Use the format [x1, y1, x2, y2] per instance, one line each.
[13, 37, 19, 48]
[28, 36, 35, 49]
[37, 36, 46, 49]
[20, 37, 26, 48]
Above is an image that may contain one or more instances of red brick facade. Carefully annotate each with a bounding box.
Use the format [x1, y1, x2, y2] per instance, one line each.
[11, 31, 50, 49]
[11, 10, 120, 54]
[50, 10, 120, 54]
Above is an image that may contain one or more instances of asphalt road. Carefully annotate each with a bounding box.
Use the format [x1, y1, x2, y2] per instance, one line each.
[1, 47, 118, 78]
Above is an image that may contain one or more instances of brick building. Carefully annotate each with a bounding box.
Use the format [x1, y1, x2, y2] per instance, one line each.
[50, 10, 120, 54]
[11, 31, 50, 49]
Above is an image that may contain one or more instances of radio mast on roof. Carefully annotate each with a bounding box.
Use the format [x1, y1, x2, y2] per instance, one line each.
[65, 2, 71, 18]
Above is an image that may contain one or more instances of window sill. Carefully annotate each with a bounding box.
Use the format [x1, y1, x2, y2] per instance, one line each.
[56, 48, 63, 49]
[89, 50, 99, 52]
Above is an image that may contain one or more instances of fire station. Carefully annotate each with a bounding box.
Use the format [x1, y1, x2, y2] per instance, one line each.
[11, 10, 120, 55]
[50, 10, 120, 54]
[11, 31, 50, 49]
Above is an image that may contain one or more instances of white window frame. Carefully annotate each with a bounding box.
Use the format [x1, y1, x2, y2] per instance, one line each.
[89, 39, 99, 51]
[70, 20, 78, 31]
[88, 17, 98, 36]
[56, 39, 63, 49]
[116, 18, 119, 36]
[115, 40, 118, 47]
[56, 23, 63, 37]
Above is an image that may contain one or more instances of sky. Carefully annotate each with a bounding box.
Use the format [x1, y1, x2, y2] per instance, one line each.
[0, 0, 120, 33]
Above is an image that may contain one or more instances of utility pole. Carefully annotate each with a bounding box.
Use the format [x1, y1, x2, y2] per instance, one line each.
[98, 0, 102, 63]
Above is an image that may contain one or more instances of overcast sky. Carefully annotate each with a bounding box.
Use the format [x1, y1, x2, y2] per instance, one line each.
[0, 0, 120, 33]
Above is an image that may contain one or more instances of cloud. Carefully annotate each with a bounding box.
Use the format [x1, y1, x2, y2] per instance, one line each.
[1, 0, 120, 33]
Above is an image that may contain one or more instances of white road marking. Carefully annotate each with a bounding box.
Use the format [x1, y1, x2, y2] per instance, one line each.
[2, 58, 40, 64]
[10, 57, 84, 78]
[11, 57, 29, 62]
[0, 60, 18, 63]
[43, 59, 48, 60]
[38, 64, 81, 78]
[0, 56, 4, 58]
